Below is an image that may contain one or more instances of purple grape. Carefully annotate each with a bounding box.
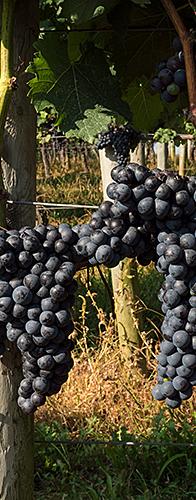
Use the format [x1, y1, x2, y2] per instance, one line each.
[150, 77, 162, 93]
[12, 286, 32, 305]
[33, 377, 49, 394]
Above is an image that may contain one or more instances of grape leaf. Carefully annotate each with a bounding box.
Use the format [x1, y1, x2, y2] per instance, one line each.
[123, 77, 164, 131]
[66, 106, 114, 142]
[130, 0, 151, 5]
[27, 33, 131, 139]
[67, 31, 89, 62]
[61, 0, 119, 24]
[107, 2, 172, 90]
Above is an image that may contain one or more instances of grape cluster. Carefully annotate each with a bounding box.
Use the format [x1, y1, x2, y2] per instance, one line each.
[150, 36, 186, 103]
[78, 155, 195, 408]
[0, 125, 196, 413]
[0, 224, 78, 414]
[72, 164, 160, 269]
[97, 124, 140, 166]
[153, 231, 196, 407]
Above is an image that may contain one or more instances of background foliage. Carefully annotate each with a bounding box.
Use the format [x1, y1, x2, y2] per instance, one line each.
[30, 0, 193, 141]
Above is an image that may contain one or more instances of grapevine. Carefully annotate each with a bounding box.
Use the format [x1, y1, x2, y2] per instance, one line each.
[0, 124, 195, 413]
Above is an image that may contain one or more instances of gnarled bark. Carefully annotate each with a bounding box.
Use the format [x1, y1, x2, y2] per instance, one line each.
[0, 1, 39, 498]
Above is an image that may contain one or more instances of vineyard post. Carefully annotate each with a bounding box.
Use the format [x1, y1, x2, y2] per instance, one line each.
[130, 140, 145, 165]
[99, 147, 143, 365]
[0, 0, 15, 226]
[157, 142, 168, 171]
[0, 0, 38, 498]
[187, 138, 193, 162]
[41, 142, 51, 179]
[168, 141, 176, 166]
[179, 142, 187, 177]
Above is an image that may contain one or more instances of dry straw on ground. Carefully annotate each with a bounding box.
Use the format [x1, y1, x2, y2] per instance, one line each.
[36, 289, 195, 438]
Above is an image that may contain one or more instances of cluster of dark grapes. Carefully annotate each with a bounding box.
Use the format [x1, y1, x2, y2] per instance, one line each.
[72, 163, 159, 269]
[73, 155, 196, 409]
[71, 163, 196, 402]
[75, 165, 196, 274]
[150, 36, 186, 103]
[0, 125, 196, 413]
[97, 124, 140, 166]
[153, 231, 196, 407]
[0, 223, 79, 414]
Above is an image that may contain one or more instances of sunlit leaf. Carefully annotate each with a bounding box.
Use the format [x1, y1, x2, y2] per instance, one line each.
[66, 106, 113, 142]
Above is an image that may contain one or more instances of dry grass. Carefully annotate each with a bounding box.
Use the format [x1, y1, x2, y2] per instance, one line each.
[36, 288, 195, 439]
[36, 158, 102, 227]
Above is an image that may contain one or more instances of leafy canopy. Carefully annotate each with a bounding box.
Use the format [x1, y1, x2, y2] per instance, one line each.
[28, 33, 131, 141]
[30, 0, 191, 139]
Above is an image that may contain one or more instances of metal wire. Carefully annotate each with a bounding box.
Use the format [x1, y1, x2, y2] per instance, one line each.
[35, 439, 196, 448]
[40, 27, 175, 33]
[7, 200, 98, 210]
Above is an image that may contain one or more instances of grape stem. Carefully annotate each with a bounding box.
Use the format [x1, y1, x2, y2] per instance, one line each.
[161, 0, 196, 126]
[0, 0, 16, 226]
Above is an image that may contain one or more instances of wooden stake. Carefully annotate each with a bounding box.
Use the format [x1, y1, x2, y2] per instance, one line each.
[157, 142, 168, 171]
[99, 147, 143, 365]
[179, 142, 187, 177]
[0, 1, 39, 498]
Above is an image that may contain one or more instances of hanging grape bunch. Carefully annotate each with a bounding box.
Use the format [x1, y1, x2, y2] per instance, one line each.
[150, 36, 187, 103]
[0, 124, 195, 414]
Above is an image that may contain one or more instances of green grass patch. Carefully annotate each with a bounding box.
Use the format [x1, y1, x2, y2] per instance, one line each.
[34, 414, 196, 500]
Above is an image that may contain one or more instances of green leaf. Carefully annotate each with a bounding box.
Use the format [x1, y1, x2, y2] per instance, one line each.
[129, 0, 151, 5]
[157, 453, 186, 483]
[67, 31, 89, 62]
[65, 106, 113, 142]
[40, 0, 64, 7]
[123, 77, 164, 131]
[153, 128, 177, 143]
[61, 0, 119, 25]
[107, 2, 173, 91]
[27, 33, 131, 139]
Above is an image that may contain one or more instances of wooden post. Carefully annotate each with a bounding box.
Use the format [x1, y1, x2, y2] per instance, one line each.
[148, 141, 156, 167]
[0, 1, 38, 498]
[130, 140, 145, 166]
[187, 138, 193, 163]
[168, 141, 176, 166]
[156, 142, 168, 171]
[2, 0, 38, 227]
[41, 142, 51, 178]
[179, 142, 187, 177]
[0, 347, 34, 500]
[99, 146, 115, 197]
[99, 147, 143, 364]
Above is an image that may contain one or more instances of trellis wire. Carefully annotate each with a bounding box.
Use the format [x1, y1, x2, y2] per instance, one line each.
[7, 200, 99, 210]
[40, 133, 194, 141]
[40, 27, 176, 33]
[35, 438, 196, 448]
